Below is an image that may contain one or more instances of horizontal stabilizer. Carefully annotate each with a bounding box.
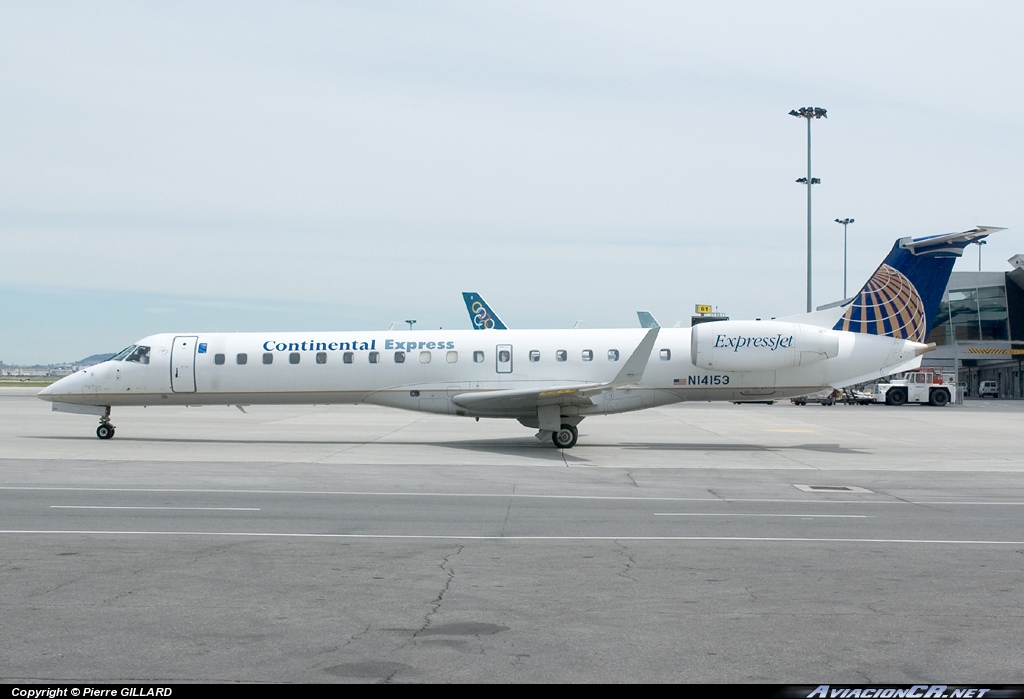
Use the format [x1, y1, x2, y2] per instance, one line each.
[832, 226, 1008, 341]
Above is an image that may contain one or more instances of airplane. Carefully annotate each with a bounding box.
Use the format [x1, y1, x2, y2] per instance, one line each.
[464, 291, 659, 330]
[462, 292, 508, 329]
[39, 227, 1002, 448]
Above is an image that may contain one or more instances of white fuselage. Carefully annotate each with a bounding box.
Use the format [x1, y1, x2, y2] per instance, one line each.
[39, 326, 926, 419]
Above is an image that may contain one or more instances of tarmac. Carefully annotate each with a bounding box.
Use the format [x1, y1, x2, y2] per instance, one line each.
[2, 387, 1023, 683]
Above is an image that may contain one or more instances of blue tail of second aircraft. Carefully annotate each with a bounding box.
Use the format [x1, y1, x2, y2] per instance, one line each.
[832, 226, 1002, 341]
[463, 292, 508, 330]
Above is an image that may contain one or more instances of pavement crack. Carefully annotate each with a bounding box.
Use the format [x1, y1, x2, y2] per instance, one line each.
[614, 540, 638, 582]
[412, 544, 463, 640]
[502, 498, 513, 537]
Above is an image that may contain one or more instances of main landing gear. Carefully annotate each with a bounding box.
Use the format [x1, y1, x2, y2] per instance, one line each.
[552, 424, 578, 449]
[96, 408, 115, 440]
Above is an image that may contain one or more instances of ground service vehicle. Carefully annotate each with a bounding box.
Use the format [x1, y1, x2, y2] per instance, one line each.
[870, 369, 956, 406]
[979, 380, 999, 398]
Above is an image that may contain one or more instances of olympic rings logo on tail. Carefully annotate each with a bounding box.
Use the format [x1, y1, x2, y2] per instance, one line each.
[471, 301, 495, 329]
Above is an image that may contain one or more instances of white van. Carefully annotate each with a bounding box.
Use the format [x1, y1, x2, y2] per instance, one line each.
[979, 381, 999, 398]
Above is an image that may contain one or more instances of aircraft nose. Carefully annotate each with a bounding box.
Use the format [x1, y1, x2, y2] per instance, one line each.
[38, 373, 75, 402]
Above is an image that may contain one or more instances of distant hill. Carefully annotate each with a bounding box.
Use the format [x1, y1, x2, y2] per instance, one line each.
[77, 353, 116, 366]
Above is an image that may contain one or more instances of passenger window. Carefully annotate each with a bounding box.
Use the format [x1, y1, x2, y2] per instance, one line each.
[556, 350, 567, 362]
[608, 349, 620, 361]
[369, 352, 380, 364]
[499, 350, 511, 362]
[316, 352, 327, 364]
[447, 351, 458, 363]
[214, 354, 225, 365]
[529, 350, 540, 362]
[394, 351, 406, 363]
[473, 351, 485, 363]
[263, 353, 273, 365]
[289, 352, 300, 365]
[660, 349, 671, 361]
[236, 353, 247, 365]
[420, 351, 431, 363]
[343, 352, 354, 364]
[582, 349, 593, 361]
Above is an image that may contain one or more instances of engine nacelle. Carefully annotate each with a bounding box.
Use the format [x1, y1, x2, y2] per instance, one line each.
[690, 320, 840, 371]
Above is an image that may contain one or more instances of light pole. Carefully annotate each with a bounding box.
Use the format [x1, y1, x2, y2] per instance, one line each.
[978, 240, 987, 271]
[790, 106, 827, 312]
[835, 217, 854, 299]
[405, 319, 417, 331]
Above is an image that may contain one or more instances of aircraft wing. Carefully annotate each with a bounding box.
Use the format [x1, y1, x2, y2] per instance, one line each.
[450, 328, 660, 415]
[450, 382, 602, 413]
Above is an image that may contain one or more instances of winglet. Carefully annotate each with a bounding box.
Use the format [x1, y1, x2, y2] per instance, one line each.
[612, 327, 660, 386]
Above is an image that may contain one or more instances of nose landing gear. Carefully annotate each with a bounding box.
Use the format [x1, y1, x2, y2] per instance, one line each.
[96, 408, 115, 440]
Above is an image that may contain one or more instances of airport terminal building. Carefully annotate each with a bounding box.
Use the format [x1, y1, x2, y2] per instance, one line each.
[922, 254, 1024, 398]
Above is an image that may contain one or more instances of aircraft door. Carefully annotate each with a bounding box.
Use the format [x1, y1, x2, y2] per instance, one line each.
[171, 335, 198, 393]
[496, 344, 513, 374]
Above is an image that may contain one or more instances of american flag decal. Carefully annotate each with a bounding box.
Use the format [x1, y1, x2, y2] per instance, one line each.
[833, 263, 927, 342]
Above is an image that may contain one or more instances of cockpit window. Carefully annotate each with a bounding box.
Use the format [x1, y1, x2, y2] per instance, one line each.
[125, 346, 151, 364]
[111, 345, 136, 362]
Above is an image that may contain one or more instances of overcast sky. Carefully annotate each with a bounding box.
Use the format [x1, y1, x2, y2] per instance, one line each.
[2, 1, 1022, 364]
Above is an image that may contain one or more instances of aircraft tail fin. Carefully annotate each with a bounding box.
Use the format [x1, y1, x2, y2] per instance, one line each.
[832, 226, 1004, 341]
[462, 292, 508, 330]
[637, 311, 660, 329]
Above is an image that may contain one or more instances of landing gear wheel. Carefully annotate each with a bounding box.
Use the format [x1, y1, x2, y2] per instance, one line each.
[96, 424, 115, 440]
[552, 424, 578, 449]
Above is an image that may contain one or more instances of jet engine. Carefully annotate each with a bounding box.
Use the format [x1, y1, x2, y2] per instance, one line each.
[690, 320, 840, 371]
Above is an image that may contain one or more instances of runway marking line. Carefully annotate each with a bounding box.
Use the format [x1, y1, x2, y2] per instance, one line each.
[653, 513, 869, 518]
[1, 486, 1021, 506]
[50, 506, 260, 511]
[2, 530, 1023, 545]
